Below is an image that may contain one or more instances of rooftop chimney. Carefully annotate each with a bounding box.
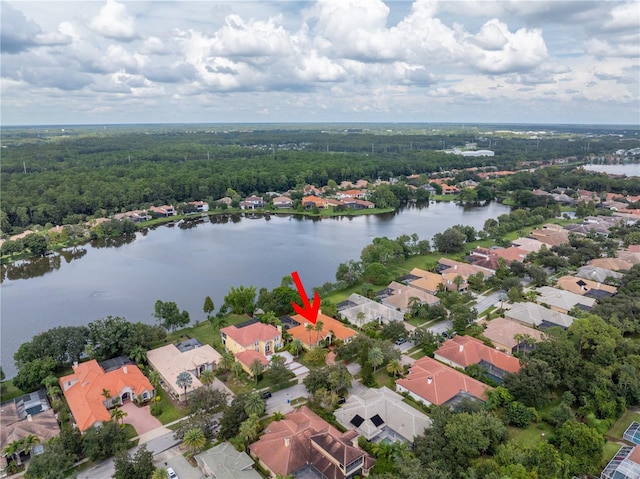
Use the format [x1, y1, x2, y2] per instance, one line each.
[427, 377, 433, 384]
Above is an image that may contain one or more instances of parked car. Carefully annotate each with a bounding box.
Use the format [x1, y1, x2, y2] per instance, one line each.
[167, 468, 178, 479]
[262, 390, 272, 399]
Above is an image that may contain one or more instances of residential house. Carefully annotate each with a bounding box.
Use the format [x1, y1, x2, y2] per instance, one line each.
[505, 302, 575, 330]
[600, 445, 640, 479]
[480, 317, 545, 354]
[576, 265, 624, 283]
[433, 336, 520, 382]
[1, 390, 60, 469]
[249, 406, 375, 479]
[288, 312, 358, 349]
[240, 196, 265, 210]
[188, 201, 209, 212]
[272, 196, 293, 209]
[555, 275, 617, 299]
[336, 293, 405, 327]
[60, 360, 154, 431]
[334, 386, 432, 444]
[396, 357, 491, 407]
[195, 442, 262, 479]
[380, 281, 440, 313]
[148, 205, 176, 217]
[535, 286, 596, 314]
[146, 339, 228, 402]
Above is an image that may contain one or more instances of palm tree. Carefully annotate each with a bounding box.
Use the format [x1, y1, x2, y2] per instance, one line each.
[199, 369, 215, 388]
[369, 347, 384, 373]
[220, 352, 235, 372]
[248, 359, 264, 384]
[3, 439, 23, 466]
[305, 323, 313, 346]
[307, 346, 327, 365]
[314, 320, 324, 346]
[182, 427, 206, 455]
[244, 392, 266, 417]
[130, 345, 147, 366]
[289, 339, 304, 359]
[231, 361, 244, 379]
[152, 468, 169, 479]
[176, 371, 193, 404]
[110, 406, 128, 425]
[21, 434, 39, 457]
[385, 359, 404, 377]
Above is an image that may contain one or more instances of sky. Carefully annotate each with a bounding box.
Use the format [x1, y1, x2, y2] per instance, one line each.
[1, 0, 639, 126]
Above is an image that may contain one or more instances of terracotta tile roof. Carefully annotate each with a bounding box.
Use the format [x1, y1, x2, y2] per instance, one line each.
[434, 336, 520, 374]
[221, 322, 280, 348]
[396, 357, 491, 406]
[235, 350, 269, 369]
[480, 317, 545, 351]
[288, 313, 357, 347]
[60, 360, 153, 431]
[555, 275, 617, 297]
[249, 406, 373, 478]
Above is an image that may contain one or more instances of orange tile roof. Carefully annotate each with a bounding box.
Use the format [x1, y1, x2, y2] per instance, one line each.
[60, 360, 153, 431]
[288, 312, 357, 347]
[396, 357, 491, 406]
[434, 336, 520, 373]
[221, 322, 280, 348]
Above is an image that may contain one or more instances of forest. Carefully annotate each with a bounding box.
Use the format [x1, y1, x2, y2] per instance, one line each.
[2, 124, 638, 233]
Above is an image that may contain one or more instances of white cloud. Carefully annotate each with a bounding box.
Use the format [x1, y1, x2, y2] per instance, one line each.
[89, 0, 137, 41]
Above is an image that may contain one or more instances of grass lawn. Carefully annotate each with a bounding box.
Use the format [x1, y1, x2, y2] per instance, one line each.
[507, 422, 554, 449]
[607, 410, 640, 439]
[0, 380, 25, 402]
[155, 386, 188, 424]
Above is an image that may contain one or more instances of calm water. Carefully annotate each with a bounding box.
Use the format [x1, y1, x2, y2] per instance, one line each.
[0, 201, 509, 376]
[584, 163, 640, 177]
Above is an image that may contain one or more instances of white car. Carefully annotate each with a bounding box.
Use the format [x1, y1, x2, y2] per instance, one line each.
[167, 467, 178, 479]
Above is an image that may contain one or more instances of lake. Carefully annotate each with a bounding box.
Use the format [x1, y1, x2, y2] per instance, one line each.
[0, 201, 510, 376]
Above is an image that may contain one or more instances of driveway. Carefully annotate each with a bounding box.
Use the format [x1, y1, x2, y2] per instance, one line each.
[121, 401, 162, 436]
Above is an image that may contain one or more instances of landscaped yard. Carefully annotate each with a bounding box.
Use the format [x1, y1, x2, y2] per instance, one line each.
[507, 422, 554, 449]
[607, 409, 640, 439]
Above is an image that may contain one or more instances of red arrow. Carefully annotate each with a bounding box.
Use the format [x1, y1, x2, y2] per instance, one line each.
[291, 271, 320, 324]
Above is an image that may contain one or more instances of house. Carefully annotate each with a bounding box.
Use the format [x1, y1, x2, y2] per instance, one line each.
[146, 339, 227, 402]
[576, 265, 624, 283]
[600, 445, 640, 479]
[433, 336, 520, 382]
[334, 387, 432, 444]
[249, 406, 375, 478]
[535, 286, 596, 314]
[336, 293, 405, 327]
[148, 205, 176, 217]
[288, 312, 358, 349]
[195, 441, 262, 479]
[1, 390, 60, 469]
[60, 360, 154, 431]
[555, 275, 617, 299]
[221, 319, 282, 357]
[240, 196, 265, 210]
[381, 281, 440, 313]
[272, 196, 293, 209]
[480, 317, 545, 354]
[188, 201, 209, 212]
[396, 357, 491, 407]
[505, 302, 575, 330]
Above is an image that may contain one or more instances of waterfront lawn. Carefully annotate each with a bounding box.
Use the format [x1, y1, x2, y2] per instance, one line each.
[0, 380, 25, 402]
[607, 410, 640, 440]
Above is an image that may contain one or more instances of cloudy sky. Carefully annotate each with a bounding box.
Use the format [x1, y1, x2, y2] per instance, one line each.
[1, 0, 638, 125]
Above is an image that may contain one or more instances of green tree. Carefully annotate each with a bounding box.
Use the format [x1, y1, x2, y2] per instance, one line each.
[183, 428, 207, 455]
[176, 371, 193, 404]
[153, 300, 190, 332]
[203, 295, 214, 317]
